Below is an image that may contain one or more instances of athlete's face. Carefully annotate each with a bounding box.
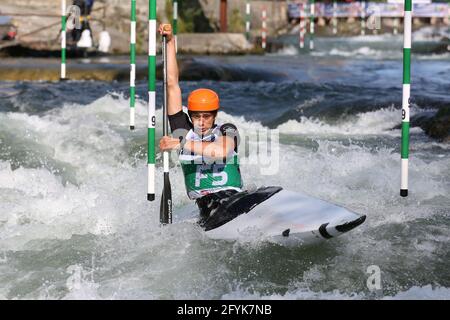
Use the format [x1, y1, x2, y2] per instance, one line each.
[190, 112, 216, 134]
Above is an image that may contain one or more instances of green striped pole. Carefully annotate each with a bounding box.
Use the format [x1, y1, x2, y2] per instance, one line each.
[61, 0, 67, 80]
[261, 7, 267, 50]
[401, 0, 412, 197]
[300, 3, 305, 48]
[448, 4, 450, 51]
[333, 0, 337, 35]
[245, 0, 251, 41]
[309, 0, 314, 50]
[173, 0, 178, 52]
[361, 0, 366, 36]
[148, 0, 156, 201]
[130, 0, 136, 130]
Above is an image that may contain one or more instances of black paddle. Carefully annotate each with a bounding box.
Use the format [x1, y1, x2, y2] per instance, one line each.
[160, 32, 172, 224]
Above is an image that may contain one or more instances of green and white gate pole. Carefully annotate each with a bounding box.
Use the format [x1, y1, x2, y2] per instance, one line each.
[333, 0, 338, 35]
[261, 7, 267, 50]
[361, 0, 366, 36]
[401, 0, 412, 198]
[300, 3, 305, 49]
[130, 0, 137, 130]
[309, 0, 314, 50]
[61, 0, 67, 80]
[245, 0, 251, 41]
[448, 5, 450, 51]
[148, 0, 156, 201]
[173, 0, 178, 52]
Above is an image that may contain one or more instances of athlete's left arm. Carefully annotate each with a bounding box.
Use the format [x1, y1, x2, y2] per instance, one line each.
[182, 136, 235, 159]
[183, 123, 240, 159]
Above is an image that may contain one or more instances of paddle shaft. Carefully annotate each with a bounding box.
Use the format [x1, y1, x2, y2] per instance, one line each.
[163, 35, 169, 138]
[160, 35, 173, 224]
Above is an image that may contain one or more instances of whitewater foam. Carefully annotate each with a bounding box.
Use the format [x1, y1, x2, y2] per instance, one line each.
[0, 92, 448, 299]
[276, 106, 425, 136]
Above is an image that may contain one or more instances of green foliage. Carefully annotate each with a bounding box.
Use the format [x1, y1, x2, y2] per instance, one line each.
[164, 0, 191, 33]
[229, 8, 244, 33]
[165, 0, 173, 22]
[175, 0, 214, 33]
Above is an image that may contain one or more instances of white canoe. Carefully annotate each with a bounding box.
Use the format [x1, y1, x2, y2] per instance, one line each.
[176, 186, 366, 245]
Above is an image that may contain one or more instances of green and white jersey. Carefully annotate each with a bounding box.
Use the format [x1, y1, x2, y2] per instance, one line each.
[178, 123, 243, 200]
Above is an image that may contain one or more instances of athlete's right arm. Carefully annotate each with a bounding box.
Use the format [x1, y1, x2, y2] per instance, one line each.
[159, 23, 182, 116]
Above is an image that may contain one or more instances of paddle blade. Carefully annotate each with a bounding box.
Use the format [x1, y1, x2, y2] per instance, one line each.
[160, 172, 173, 224]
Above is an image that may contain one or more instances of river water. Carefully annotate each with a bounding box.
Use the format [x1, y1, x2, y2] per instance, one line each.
[0, 30, 449, 299]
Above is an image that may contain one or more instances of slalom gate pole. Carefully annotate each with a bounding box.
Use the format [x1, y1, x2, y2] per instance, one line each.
[333, 0, 338, 35]
[448, 5, 450, 51]
[361, 0, 366, 36]
[61, 0, 67, 80]
[261, 7, 267, 50]
[148, 0, 156, 202]
[245, 0, 251, 41]
[400, 0, 412, 197]
[173, 0, 178, 52]
[130, 0, 136, 130]
[300, 3, 305, 49]
[160, 31, 172, 224]
[309, 0, 314, 50]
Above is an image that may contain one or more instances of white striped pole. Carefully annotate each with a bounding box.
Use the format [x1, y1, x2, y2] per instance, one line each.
[309, 0, 315, 50]
[361, 0, 366, 36]
[366, 8, 381, 35]
[61, 0, 67, 80]
[372, 3, 379, 35]
[448, 4, 450, 26]
[448, 5, 450, 51]
[173, 0, 178, 52]
[130, 0, 136, 130]
[401, 0, 412, 197]
[148, 0, 156, 201]
[393, 17, 399, 35]
[300, 3, 305, 49]
[261, 7, 267, 50]
[333, 0, 338, 35]
[245, 1, 251, 41]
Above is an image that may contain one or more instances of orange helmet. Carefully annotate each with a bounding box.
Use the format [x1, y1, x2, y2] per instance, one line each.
[187, 88, 220, 112]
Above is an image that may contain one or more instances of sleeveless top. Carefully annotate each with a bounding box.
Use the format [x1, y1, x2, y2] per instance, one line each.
[169, 110, 243, 199]
[178, 123, 243, 199]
